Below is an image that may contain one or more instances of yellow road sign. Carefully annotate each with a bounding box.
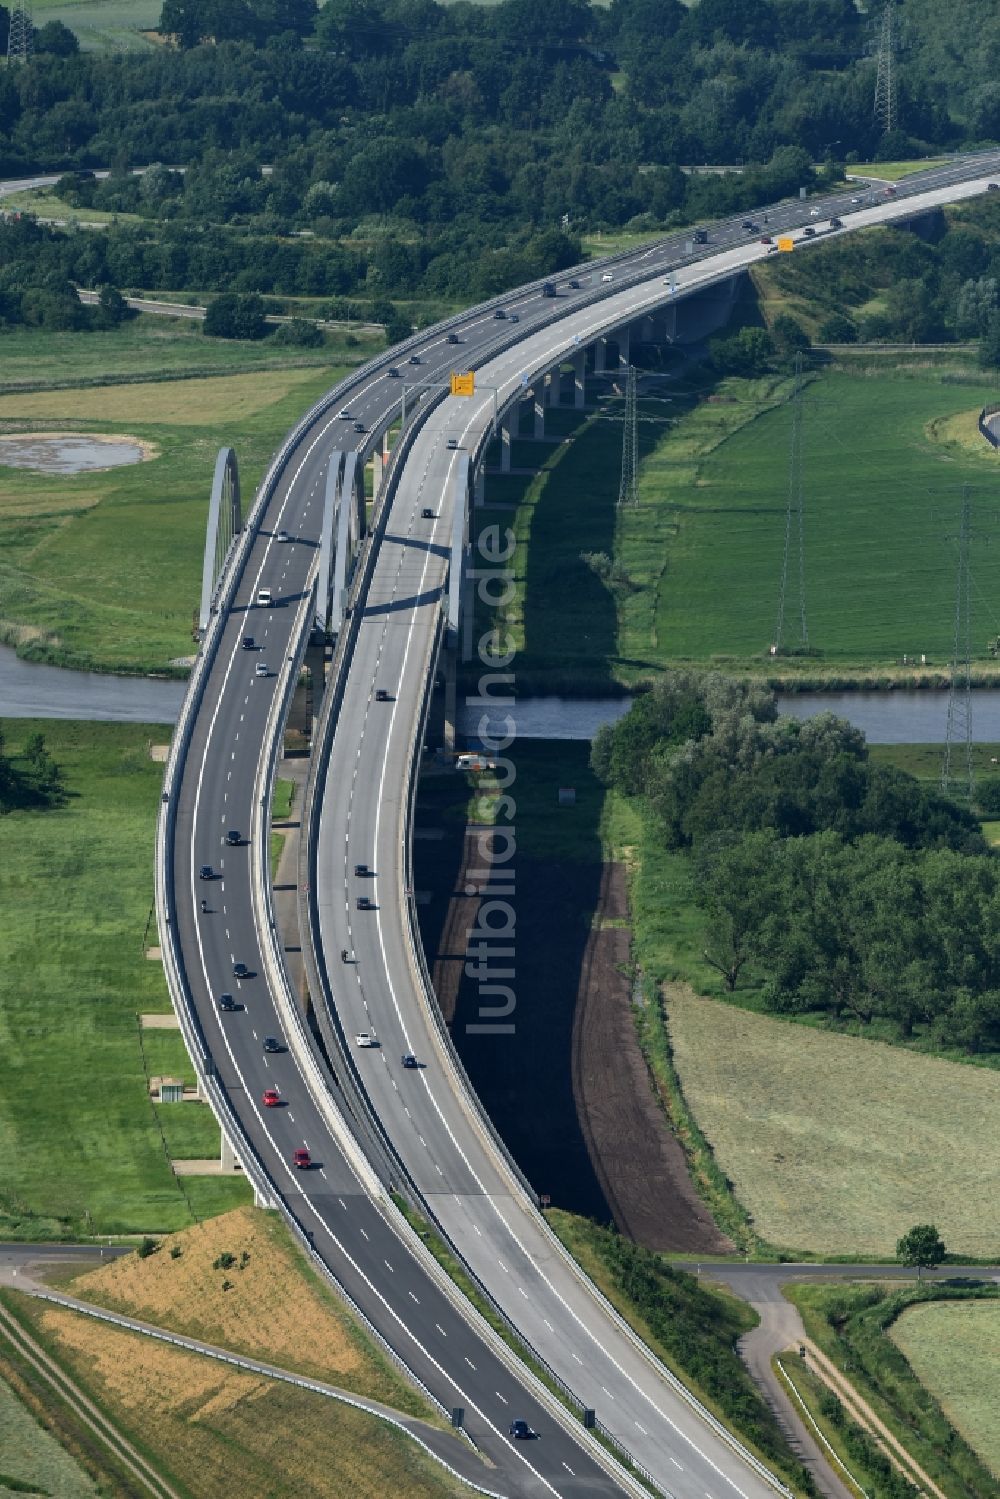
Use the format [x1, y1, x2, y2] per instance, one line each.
[450, 371, 475, 396]
[777, 236, 795, 253]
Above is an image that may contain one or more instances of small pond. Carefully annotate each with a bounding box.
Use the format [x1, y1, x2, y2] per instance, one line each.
[0, 433, 150, 474]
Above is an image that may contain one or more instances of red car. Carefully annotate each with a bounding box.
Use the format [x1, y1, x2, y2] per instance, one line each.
[263, 1088, 280, 1108]
[293, 1148, 311, 1169]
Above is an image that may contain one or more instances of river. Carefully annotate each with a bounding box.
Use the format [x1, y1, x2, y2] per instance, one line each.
[0, 645, 996, 744]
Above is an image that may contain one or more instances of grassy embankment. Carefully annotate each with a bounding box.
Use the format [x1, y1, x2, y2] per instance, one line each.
[785, 1280, 1000, 1499]
[475, 363, 1000, 692]
[0, 718, 250, 1239]
[0, 322, 369, 675]
[0, 1209, 479, 1499]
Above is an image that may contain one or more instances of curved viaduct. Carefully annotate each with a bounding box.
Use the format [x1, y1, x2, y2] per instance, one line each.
[158, 153, 1000, 1499]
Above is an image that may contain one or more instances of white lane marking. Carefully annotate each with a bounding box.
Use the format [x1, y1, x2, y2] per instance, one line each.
[496, 1392, 507, 1404]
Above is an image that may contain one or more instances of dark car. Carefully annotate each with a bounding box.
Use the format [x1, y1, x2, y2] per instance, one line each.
[446, 332, 460, 344]
[293, 1148, 311, 1169]
[218, 992, 237, 1012]
[741, 219, 754, 230]
[760, 235, 773, 245]
[493, 308, 506, 319]
[225, 829, 242, 846]
[353, 421, 365, 433]
[568, 278, 581, 289]
[989, 183, 999, 192]
[199, 864, 214, 880]
[421, 507, 435, 519]
[263, 1036, 283, 1053]
[375, 688, 390, 702]
[388, 366, 400, 377]
[233, 961, 250, 980]
[242, 635, 255, 651]
[803, 225, 816, 237]
[509, 312, 519, 323]
[355, 863, 370, 877]
[401, 1053, 419, 1069]
[541, 281, 557, 297]
[409, 354, 421, 365]
[830, 216, 843, 228]
[357, 895, 373, 911]
[509, 1420, 535, 1439]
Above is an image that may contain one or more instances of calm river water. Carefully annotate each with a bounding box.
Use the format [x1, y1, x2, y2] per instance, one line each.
[1, 644, 997, 744]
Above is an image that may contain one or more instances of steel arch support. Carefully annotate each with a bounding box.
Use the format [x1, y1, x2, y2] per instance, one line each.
[447, 452, 470, 644]
[198, 447, 241, 634]
[331, 449, 361, 636]
[315, 450, 345, 636]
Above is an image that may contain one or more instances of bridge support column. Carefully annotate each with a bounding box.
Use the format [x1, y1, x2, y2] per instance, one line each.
[544, 370, 556, 406]
[372, 447, 383, 500]
[304, 640, 326, 737]
[474, 468, 485, 507]
[198, 447, 242, 635]
[593, 338, 607, 375]
[618, 325, 631, 368]
[220, 1132, 241, 1173]
[533, 391, 545, 439]
[574, 352, 586, 408]
[442, 650, 457, 755]
[500, 420, 514, 472]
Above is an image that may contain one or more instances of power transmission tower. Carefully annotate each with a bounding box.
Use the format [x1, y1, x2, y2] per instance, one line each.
[874, 1, 897, 137]
[6, 0, 33, 63]
[773, 354, 808, 655]
[617, 364, 638, 508]
[941, 486, 975, 802]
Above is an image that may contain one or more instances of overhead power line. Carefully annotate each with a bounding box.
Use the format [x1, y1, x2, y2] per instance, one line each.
[617, 364, 638, 508]
[874, 1, 898, 136]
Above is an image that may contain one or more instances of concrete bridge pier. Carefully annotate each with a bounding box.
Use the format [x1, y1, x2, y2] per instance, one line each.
[574, 351, 587, 408]
[533, 389, 545, 439]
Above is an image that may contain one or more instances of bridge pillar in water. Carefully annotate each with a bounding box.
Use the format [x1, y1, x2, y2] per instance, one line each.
[574, 351, 587, 408]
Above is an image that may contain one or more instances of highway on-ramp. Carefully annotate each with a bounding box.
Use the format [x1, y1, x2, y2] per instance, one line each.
[162, 152, 1000, 1499]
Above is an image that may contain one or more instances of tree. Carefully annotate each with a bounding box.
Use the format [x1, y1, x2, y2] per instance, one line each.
[979, 309, 1000, 370]
[203, 292, 267, 340]
[896, 1223, 946, 1279]
[34, 18, 79, 52]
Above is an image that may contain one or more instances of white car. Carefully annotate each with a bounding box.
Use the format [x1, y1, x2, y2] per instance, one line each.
[355, 1032, 378, 1048]
[256, 587, 272, 607]
[809, 207, 821, 217]
[255, 661, 268, 677]
[337, 408, 351, 420]
[601, 272, 614, 282]
[275, 529, 290, 543]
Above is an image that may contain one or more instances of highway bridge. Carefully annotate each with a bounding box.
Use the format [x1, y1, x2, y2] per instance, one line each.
[157, 152, 1000, 1499]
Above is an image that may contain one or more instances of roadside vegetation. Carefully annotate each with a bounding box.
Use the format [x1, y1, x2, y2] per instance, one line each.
[787, 1280, 1000, 1499]
[0, 1359, 97, 1497]
[67, 1205, 435, 1414]
[1, 1290, 477, 1499]
[547, 1210, 817, 1496]
[0, 718, 249, 1240]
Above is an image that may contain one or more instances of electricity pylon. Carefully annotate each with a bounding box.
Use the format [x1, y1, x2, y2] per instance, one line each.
[6, 0, 33, 62]
[617, 364, 638, 507]
[773, 354, 808, 654]
[941, 486, 974, 801]
[874, 1, 897, 137]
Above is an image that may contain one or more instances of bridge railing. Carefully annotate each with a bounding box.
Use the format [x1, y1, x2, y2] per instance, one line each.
[979, 402, 1000, 448]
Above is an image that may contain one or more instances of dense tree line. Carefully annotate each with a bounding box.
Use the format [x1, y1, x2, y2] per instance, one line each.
[592, 674, 1000, 1054]
[0, 0, 996, 308]
[767, 196, 1000, 356]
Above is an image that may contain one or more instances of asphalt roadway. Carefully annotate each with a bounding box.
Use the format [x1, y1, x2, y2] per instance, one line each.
[166, 152, 1000, 1499]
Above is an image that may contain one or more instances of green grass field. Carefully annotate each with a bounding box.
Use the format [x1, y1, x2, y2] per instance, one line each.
[29, 0, 161, 50]
[0, 718, 250, 1239]
[848, 159, 951, 180]
[0, 1366, 96, 1496]
[890, 1301, 1000, 1478]
[0, 334, 356, 674]
[476, 366, 1000, 688]
[665, 988, 1000, 1257]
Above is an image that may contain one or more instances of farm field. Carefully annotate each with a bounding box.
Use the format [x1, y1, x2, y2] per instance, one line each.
[0, 1366, 96, 1497]
[0, 341, 350, 674]
[0, 718, 249, 1239]
[27, 0, 161, 49]
[69, 1205, 434, 1413]
[475, 365, 1000, 689]
[890, 1301, 1000, 1478]
[5, 1293, 475, 1499]
[665, 987, 1000, 1257]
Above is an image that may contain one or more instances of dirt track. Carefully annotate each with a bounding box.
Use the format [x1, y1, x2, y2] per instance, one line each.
[415, 771, 731, 1254]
